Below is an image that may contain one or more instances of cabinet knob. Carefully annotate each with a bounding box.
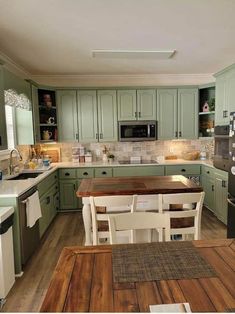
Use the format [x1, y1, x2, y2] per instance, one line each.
[46, 196, 50, 204]
[179, 131, 182, 137]
[102, 171, 107, 175]
[212, 185, 214, 191]
[75, 133, 79, 140]
[73, 184, 76, 190]
[96, 133, 98, 140]
[175, 131, 178, 138]
[135, 112, 137, 118]
[206, 171, 210, 174]
[65, 172, 70, 176]
[138, 112, 141, 118]
[181, 168, 186, 172]
[83, 172, 88, 176]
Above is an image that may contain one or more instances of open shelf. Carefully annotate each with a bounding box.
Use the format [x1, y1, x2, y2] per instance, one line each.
[199, 111, 215, 115]
[199, 86, 215, 138]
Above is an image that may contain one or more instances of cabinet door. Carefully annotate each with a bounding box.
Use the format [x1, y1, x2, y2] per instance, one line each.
[227, 68, 235, 115]
[157, 89, 177, 139]
[97, 90, 118, 142]
[31, 84, 40, 143]
[117, 90, 136, 121]
[77, 180, 83, 210]
[201, 175, 215, 211]
[57, 90, 78, 142]
[77, 90, 98, 142]
[137, 89, 156, 120]
[178, 88, 198, 139]
[214, 172, 228, 225]
[39, 194, 51, 238]
[59, 179, 78, 210]
[0, 66, 7, 149]
[215, 74, 227, 126]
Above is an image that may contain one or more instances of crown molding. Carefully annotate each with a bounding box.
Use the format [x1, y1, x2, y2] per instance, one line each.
[0, 50, 31, 79]
[31, 73, 215, 87]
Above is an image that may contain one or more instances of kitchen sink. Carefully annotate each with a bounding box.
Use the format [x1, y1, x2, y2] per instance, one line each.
[6, 172, 43, 180]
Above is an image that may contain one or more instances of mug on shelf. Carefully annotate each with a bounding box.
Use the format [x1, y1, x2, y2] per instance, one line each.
[42, 130, 52, 140]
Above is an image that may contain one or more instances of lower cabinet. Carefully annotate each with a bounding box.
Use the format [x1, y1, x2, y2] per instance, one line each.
[59, 179, 78, 210]
[201, 175, 215, 210]
[214, 170, 228, 225]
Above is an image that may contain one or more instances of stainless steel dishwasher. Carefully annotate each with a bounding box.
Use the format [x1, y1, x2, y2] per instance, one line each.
[18, 187, 40, 265]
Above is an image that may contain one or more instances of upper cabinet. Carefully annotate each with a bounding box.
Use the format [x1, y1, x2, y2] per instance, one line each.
[57, 90, 78, 142]
[118, 89, 156, 121]
[97, 90, 117, 142]
[215, 64, 235, 126]
[157, 88, 198, 140]
[0, 66, 7, 150]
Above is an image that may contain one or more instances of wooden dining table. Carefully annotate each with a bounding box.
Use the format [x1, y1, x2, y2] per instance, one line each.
[76, 175, 203, 245]
[40, 238, 235, 312]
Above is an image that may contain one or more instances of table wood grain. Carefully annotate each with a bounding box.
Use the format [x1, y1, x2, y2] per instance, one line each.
[76, 175, 203, 197]
[40, 239, 235, 312]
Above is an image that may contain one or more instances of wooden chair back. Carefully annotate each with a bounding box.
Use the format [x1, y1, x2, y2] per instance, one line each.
[108, 212, 171, 244]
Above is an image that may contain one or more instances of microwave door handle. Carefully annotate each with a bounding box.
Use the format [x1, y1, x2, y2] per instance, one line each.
[147, 124, 150, 138]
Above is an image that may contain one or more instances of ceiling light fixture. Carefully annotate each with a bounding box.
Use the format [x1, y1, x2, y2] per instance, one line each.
[92, 49, 176, 59]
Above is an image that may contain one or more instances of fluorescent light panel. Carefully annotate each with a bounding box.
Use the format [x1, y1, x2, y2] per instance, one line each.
[92, 50, 176, 59]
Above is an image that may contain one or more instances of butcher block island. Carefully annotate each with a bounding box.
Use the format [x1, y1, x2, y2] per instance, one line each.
[77, 175, 203, 245]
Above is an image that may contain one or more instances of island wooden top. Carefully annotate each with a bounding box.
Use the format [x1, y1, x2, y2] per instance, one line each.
[40, 239, 235, 312]
[76, 175, 203, 197]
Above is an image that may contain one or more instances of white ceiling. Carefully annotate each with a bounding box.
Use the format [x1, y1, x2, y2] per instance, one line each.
[0, 0, 234, 77]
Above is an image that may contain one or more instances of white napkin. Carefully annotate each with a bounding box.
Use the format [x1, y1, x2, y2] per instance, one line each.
[26, 191, 42, 228]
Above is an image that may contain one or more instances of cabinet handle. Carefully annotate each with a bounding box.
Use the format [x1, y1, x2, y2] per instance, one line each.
[135, 111, 137, 118]
[222, 180, 226, 188]
[181, 169, 186, 172]
[223, 110, 228, 118]
[83, 172, 88, 176]
[55, 185, 58, 189]
[75, 133, 79, 140]
[96, 133, 98, 140]
[175, 131, 178, 138]
[73, 184, 76, 190]
[179, 131, 182, 137]
[0, 136, 2, 146]
[65, 172, 70, 176]
[102, 171, 107, 175]
[100, 133, 103, 139]
[46, 196, 50, 204]
[206, 171, 210, 174]
[139, 112, 141, 118]
[212, 185, 214, 191]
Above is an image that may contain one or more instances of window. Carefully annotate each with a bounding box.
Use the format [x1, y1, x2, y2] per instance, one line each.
[5, 105, 15, 149]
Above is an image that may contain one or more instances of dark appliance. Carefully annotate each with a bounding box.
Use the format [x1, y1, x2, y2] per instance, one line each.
[119, 121, 157, 142]
[227, 112, 235, 237]
[213, 125, 230, 171]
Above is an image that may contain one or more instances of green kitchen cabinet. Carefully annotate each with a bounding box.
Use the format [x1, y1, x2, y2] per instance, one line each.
[201, 175, 215, 211]
[77, 90, 98, 142]
[178, 88, 198, 139]
[113, 166, 164, 177]
[157, 88, 198, 140]
[118, 89, 156, 121]
[117, 90, 137, 121]
[157, 89, 177, 139]
[57, 90, 78, 142]
[97, 90, 118, 141]
[39, 192, 52, 238]
[0, 65, 7, 149]
[214, 170, 228, 225]
[59, 179, 79, 210]
[214, 64, 235, 126]
[137, 89, 156, 120]
[165, 164, 201, 176]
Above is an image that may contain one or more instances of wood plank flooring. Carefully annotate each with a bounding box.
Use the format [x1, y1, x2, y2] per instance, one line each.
[2, 207, 226, 312]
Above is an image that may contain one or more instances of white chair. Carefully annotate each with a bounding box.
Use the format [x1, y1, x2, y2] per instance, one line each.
[108, 212, 171, 244]
[90, 195, 137, 245]
[159, 192, 205, 240]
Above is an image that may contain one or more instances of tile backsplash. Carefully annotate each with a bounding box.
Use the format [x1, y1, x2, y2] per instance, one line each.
[33, 138, 214, 162]
[0, 139, 214, 173]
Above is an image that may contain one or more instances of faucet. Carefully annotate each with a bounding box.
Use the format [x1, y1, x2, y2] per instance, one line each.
[9, 148, 23, 175]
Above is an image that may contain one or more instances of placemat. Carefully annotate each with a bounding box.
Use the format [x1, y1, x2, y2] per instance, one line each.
[112, 241, 217, 283]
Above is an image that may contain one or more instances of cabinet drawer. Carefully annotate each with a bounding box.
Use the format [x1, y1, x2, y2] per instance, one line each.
[77, 168, 94, 178]
[38, 171, 58, 198]
[113, 166, 164, 177]
[165, 165, 201, 175]
[201, 165, 214, 178]
[59, 169, 77, 179]
[95, 168, 113, 177]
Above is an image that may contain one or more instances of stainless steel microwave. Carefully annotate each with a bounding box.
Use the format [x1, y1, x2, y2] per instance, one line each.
[119, 121, 157, 142]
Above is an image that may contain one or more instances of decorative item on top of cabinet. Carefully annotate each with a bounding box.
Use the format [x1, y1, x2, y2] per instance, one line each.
[199, 85, 215, 138]
[38, 89, 57, 142]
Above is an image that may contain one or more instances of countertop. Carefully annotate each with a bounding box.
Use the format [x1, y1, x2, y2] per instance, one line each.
[0, 159, 214, 198]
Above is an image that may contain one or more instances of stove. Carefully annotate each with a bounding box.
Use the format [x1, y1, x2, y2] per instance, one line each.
[118, 160, 158, 165]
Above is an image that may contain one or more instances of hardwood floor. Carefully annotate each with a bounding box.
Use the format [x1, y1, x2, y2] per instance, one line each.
[2, 207, 226, 312]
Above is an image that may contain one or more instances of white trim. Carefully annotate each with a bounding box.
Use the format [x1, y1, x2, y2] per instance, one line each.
[0, 50, 31, 79]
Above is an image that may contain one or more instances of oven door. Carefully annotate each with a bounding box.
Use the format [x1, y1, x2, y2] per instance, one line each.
[214, 135, 230, 171]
